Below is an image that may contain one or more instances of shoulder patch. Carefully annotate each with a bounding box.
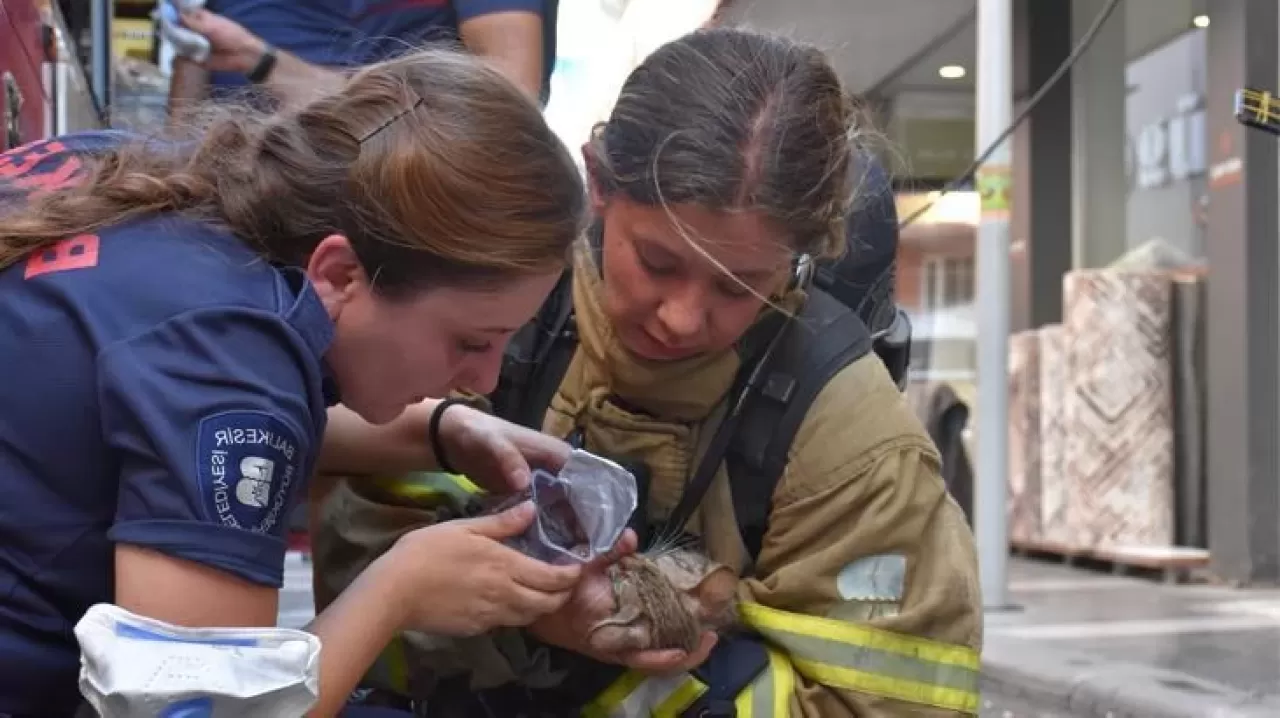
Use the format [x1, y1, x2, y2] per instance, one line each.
[196, 411, 305, 535]
[836, 553, 906, 602]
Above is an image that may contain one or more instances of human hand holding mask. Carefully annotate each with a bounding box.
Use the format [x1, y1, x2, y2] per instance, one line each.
[489, 449, 638, 565]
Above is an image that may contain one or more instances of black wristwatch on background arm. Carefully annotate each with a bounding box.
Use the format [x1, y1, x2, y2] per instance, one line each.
[247, 44, 278, 84]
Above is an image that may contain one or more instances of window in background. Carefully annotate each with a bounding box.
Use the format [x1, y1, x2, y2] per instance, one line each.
[921, 255, 976, 311]
[1124, 26, 1207, 260]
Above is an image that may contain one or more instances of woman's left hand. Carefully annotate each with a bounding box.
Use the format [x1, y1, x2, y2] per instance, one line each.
[436, 402, 571, 493]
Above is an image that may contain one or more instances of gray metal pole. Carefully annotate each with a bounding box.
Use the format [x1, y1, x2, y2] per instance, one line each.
[90, 0, 114, 124]
[974, 0, 1013, 610]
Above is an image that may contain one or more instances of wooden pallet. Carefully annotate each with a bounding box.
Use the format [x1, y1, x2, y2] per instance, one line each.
[1009, 538, 1090, 564]
[1011, 539, 1210, 584]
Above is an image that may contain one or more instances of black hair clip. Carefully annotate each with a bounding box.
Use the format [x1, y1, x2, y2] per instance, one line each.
[358, 95, 426, 144]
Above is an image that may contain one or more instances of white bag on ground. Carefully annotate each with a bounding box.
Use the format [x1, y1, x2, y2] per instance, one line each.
[76, 603, 320, 718]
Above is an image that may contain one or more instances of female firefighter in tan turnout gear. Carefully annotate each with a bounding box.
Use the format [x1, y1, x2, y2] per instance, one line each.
[315, 27, 983, 717]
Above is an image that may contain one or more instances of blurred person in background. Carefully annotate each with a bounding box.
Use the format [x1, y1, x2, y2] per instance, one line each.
[166, 0, 355, 113]
[350, 0, 557, 104]
[167, 0, 554, 114]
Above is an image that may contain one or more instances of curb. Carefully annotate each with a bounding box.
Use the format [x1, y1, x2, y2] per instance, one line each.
[982, 635, 1280, 717]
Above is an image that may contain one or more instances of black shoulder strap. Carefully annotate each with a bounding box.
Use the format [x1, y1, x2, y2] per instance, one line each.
[497, 275, 874, 565]
[489, 270, 577, 430]
[726, 290, 874, 561]
[660, 290, 874, 562]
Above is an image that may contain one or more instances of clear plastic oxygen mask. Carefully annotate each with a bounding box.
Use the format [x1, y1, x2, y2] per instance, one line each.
[499, 449, 639, 564]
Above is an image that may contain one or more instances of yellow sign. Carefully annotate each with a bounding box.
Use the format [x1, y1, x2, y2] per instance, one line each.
[976, 165, 1012, 219]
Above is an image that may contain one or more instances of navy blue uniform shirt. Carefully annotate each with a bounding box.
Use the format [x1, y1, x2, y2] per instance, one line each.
[350, 0, 555, 103]
[205, 0, 358, 95]
[0, 133, 336, 715]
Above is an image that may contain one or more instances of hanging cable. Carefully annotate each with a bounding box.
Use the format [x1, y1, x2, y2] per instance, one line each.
[898, 0, 1124, 229]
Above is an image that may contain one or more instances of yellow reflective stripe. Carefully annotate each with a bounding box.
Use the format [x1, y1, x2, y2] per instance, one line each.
[737, 647, 793, 711]
[740, 602, 980, 714]
[361, 635, 410, 695]
[741, 602, 978, 670]
[734, 684, 756, 718]
[385, 635, 409, 693]
[371, 477, 448, 504]
[349, 472, 484, 698]
[580, 650, 793, 718]
[581, 670, 646, 718]
[791, 656, 978, 714]
[652, 676, 706, 718]
[735, 647, 795, 718]
[768, 646, 795, 715]
[580, 671, 706, 718]
[372, 472, 482, 504]
[444, 473, 481, 494]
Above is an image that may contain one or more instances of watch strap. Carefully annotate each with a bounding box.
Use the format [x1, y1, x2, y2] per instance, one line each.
[247, 45, 278, 84]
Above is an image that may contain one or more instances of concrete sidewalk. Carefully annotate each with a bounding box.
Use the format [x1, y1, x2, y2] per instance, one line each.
[279, 551, 317, 630]
[983, 558, 1280, 717]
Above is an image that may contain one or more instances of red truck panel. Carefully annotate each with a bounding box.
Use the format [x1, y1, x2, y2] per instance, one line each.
[0, 0, 50, 148]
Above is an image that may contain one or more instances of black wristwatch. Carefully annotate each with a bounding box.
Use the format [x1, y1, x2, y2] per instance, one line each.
[247, 44, 278, 84]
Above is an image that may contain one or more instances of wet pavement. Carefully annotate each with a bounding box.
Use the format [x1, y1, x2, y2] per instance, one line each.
[983, 557, 1280, 716]
[980, 681, 1078, 717]
[279, 551, 315, 630]
[989, 558, 1280, 696]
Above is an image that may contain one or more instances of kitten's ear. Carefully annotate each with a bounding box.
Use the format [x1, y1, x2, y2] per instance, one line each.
[653, 552, 715, 592]
[693, 565, 739, 627]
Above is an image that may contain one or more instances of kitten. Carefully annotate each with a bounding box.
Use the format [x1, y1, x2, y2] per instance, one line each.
[586, 548, 739, 654]
[482, 487, 738, 654]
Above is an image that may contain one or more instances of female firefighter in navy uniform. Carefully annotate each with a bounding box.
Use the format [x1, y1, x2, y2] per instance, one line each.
[315, 27, 983, 717]
[0, 50, 602, 717]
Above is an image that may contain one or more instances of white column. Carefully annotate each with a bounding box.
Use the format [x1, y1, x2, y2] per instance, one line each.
[90, 0, 114, 121]
[975, 0, 1013, 610]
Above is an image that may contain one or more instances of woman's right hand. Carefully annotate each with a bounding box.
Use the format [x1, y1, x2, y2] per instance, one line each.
[384, 502, 583, 637]
[529, 567, 719, 675]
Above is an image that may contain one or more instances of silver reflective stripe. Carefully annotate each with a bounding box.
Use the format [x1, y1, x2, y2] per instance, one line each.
[764, 630, 979, 696]
[735, 648, 795, 718]
[583, 672, 707, 718]
[740, 602, 981, 714]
